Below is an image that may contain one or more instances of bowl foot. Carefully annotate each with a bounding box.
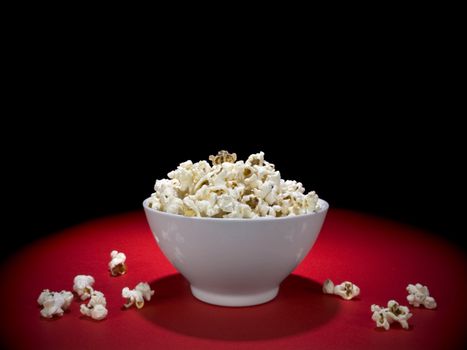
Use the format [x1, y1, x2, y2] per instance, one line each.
[190, 285, 279, 307]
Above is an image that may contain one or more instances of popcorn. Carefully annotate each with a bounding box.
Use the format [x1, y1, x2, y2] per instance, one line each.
[322, 279, 360, 300]
[406, 283, 437, 309]
[371, 300, 412, 330]
[209, 150, 237, 165]
[148, 151, 320, 218]
[109, 250, 127, 276]
[122, 282, 154, 309]
[73, 275, 95, 300]
[371, 304, 391, 330]
[322, 279, 335, 294]
[80, 290, 108, 321]
[37, 289, 73, 318]
[80, 304, 108, 321]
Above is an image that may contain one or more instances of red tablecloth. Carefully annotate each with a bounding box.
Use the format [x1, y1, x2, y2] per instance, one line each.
[1, 209, 466, 350]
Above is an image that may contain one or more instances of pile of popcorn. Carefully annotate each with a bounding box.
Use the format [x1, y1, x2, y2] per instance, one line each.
[322, 278, 437, 331]
[147, 151, 320, 218]
[38, 250, 154, 321]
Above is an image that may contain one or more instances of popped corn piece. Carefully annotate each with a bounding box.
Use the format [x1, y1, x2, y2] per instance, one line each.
[37, 289, 73, 318]
[334, 281, 360, 300]
[86, 290, 107, 308]
[209, 150, 237, 165]
[246, 151, 265, 166]
[424, 296, 437, 309]
[135, 282, 155, 302]
[406, 283, 437, 309]
[80, 290, 108, 321]
[73, 275, 95, 300]
[80, 304, 108, 321]
[109, 250, 127, 276]
[122, 282, 155, 309]
[122, 287, 144, 309]
[322, 279, 360, 300]
[322, 279, 335, 294]
[371, 300, 412, 330]
[387, 300, 412, 329]
[371, 304, 391, 330]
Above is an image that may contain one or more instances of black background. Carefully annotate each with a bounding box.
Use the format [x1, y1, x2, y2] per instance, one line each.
[2, 28, 465, 262]
[3, 116, 464, 262]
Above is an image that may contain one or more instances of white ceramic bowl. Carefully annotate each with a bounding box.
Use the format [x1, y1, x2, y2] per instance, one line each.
[143, 198, 329, 307]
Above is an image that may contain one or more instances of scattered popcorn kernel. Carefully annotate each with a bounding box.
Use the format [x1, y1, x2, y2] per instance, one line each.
[371, 300, 412, 330]
[80, 290, 108, 321]
[322, 279, 360, 300]
[334, 281, 360, 300]
[209, 150, 237, 165]
[387, 300, 412, 329]
[80, 304, 108, 321]
[424, 296, 437, 309]
[135, 282, 155, 301]
[109, 250, 127, 276]
[148, 151, 320, 218]
[38, 289, 73, 318]
[322, 279, 335, 294]
[73, 275, 95, 300]
[122, 282, 154, 309]
[406, 283, 437, 309]
[371, 304, 391, 330]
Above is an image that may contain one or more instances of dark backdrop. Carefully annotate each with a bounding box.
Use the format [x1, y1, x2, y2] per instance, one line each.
[2, 28, 464, 261]
[4, 116, 464, 262]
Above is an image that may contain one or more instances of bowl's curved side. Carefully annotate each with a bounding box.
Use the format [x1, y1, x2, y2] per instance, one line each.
[143, 200, 328, 306]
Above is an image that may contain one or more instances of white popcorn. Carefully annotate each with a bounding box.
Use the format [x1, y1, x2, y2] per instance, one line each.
[147, 151, 320, 218]
[86, 290, 107, 308]
[371, 300, 412, 330]
[135, 282, 155, 301]
[80, 304, 108, 321]
[109, 250, 127, 276]
[122, 282, 154, 309]
[73, 275, 95, 300]
[37, 289, 73, 318]
[334, 281, 361, 300]
[371, 304, 391, 330]
[322, 279, 360, 300]
[406, 283, 437, 309]
[322, 279, 335, 294]
[80, 290, 108, 321]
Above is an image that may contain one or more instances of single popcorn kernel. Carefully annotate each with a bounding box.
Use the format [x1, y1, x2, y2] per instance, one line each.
[73, 275, 95, 300]
[406, 283, 437, 309]
[245, 196, 259, 209]
[322, 279, 360, 300]
[109, 250, 127, 276]
[122, 282, 155, 309]
[80, 290, 108, 321]
[209, 150, 237, 165]
[37, 289, 73, 318]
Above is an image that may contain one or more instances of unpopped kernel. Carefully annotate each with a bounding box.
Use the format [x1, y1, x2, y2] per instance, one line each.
[148, 151, 320, 218]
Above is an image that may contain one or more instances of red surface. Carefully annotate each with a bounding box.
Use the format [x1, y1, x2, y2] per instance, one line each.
[1, 209, 466, 350]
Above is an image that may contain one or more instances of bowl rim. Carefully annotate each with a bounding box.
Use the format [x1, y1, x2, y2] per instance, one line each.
[143, 198, 329, 222]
